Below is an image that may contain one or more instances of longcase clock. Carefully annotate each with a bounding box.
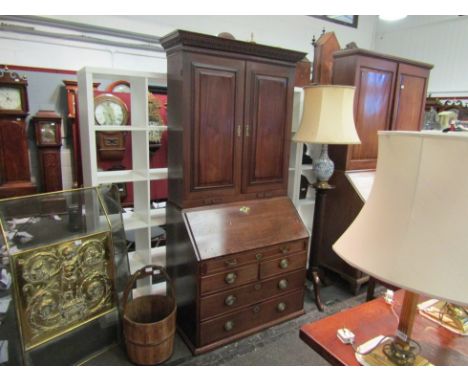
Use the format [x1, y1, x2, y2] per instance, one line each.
[0, 66, 36, 198]
[33, 110, 63, 192]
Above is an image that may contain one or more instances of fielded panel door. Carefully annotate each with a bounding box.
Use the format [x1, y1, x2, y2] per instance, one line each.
[242, 62, 294, 195]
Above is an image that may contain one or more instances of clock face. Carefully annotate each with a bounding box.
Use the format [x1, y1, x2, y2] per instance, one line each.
[39, 122, 57, 144]
[0, 86, 22, 110]
[94, 95, 128, 126]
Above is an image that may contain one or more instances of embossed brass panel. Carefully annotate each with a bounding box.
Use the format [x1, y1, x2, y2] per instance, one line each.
[10, 231, 115, 350]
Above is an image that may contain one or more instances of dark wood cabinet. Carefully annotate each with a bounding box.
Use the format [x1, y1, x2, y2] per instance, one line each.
[330, 49, 432, 171]
[161, 30, 305, 209]
[161, 30, 308, 354]
[318, 49, 432, 293]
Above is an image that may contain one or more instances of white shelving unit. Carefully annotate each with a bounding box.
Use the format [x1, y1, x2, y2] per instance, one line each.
[288, 87, 321, 233]
[77, 67, 168, 274]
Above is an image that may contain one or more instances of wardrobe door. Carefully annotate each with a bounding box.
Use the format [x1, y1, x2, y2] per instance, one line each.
[391, 63, 430, 132]
[242, 61, 294, 195]
[347, 57, 398, 170]
[187, 54, 245, 205]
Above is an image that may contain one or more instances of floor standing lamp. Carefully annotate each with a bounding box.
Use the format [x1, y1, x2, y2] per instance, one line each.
[334, 131, 468, 365]
[294, 85, 361, 311]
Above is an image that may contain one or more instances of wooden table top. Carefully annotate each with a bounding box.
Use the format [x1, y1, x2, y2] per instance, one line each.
[299, 290, 468, 366]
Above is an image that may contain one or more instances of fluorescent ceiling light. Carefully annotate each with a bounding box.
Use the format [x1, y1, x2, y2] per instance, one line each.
[379, 15, 407, 21]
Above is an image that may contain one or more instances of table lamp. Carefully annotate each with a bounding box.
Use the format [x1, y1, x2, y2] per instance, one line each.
[333, 131, 468, 366]
[294, 85, 360, 310]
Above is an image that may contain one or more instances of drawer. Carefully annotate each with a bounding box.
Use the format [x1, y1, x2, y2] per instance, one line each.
[200, 264, 258, 295]
[200, 239, 307, 276]
[199, 289, 304, 346]
[200, 269, 306, 321]
[260, 251, 307, 279]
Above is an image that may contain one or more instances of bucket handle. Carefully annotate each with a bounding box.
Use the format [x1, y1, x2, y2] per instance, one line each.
[122, 265, 175, 315]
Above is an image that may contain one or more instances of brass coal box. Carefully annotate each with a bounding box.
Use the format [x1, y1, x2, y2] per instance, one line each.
[0, 187, 129, 365]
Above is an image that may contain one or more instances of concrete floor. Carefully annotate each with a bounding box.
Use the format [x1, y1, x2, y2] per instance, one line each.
[86, 276, 378, 366]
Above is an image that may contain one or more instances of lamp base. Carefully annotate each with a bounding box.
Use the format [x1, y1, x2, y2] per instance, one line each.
[418, 300, 468, 335]
[355, 336, 432, 366]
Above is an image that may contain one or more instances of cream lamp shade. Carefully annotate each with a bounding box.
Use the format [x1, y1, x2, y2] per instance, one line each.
[294, 85, 361, 145]
[333, 131, 468, 306]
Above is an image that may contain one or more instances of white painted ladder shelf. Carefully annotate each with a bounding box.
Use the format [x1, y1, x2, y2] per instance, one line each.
[77, 67, 168, 274]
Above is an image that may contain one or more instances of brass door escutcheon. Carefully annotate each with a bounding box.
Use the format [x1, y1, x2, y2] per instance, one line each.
[255, 253, 263, 261]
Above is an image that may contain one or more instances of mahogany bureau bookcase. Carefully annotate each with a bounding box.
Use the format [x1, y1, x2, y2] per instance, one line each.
[161, 30, 308, 354]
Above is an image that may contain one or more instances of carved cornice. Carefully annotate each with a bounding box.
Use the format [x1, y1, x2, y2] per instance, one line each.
[334, 48, 433, 69]
[161, 30, 306, 63]
[0, 66, 28, 85]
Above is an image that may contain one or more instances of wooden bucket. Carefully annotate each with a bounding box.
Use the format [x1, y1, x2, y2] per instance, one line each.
[122, 265, 176, 365]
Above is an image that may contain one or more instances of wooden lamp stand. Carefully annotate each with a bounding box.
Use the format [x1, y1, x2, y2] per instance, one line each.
[307, 182, 334, 311]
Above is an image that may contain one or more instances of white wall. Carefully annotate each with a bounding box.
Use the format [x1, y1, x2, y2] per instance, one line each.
[374, 16, 468, 96]
[0, 15, 378, 72]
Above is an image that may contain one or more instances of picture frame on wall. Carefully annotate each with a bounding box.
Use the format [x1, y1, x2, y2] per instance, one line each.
[312, 16, 359, 29]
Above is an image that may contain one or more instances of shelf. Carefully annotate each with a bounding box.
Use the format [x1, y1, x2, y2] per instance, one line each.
[149, 168, 168, 180]
[151, 245, 166, 266]
[298, 198, 315, 207]
[123, 211, 149, 231]
[93, 125, 149, 132]
[150, 208, 166, 226]
[84, 66, 167, 82]
[96, 169, 148, 184]
[93, 125, 168, 132]
[79, 66, 168, 272]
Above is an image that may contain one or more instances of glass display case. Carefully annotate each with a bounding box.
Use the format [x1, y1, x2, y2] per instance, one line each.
[0, 186, 129, 365]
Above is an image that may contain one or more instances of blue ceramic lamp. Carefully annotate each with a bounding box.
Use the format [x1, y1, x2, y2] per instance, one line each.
[294, 85, 361, 188]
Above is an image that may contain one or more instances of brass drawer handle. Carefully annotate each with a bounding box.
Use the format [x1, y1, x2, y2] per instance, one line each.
[225, 272, 237, 284]
[224, 294, 237, 306]
[256, 253, 263, 261]
[280, 246, 289, 254]
[225, 258, 238, 267]
[279, 258, 289, 269]
[254, 283, 262, 291]
[278, 279, 288, 290]
[252, 305, 261, 314]
[277, 302, 287, 312]
[224, 320, 234, 332]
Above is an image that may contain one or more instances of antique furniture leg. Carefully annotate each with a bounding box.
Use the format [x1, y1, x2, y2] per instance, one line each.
[307, 184, 334, 311]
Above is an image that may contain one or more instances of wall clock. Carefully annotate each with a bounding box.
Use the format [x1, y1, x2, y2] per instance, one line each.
[94, 94, 129, 126]
[0, 66, 36, 198]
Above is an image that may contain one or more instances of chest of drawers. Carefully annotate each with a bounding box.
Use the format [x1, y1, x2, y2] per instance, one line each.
[167, 197, 309, 354]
